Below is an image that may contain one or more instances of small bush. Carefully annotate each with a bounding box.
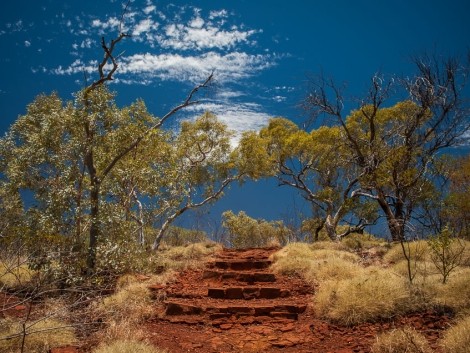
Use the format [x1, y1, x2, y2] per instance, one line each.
[371, 327, 432, 353]
[440, 315, 470, 353]
[271, 242, 315, 262]
[314, 269, 416, 325]
[434, 268, 470, 314]
[93, 339, 166, 353]
[0, 318, 77, 353]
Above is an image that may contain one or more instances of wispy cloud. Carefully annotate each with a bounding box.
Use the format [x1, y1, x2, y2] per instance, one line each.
[45, 3, 285, 139]
[184, 99, 272, 145]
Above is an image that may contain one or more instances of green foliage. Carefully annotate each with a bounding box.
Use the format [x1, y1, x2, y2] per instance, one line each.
[222, 210, 292, 248]
[0, 87, 238, 274]
[428, 227, 466, 283]
[160, 226, 208, 247]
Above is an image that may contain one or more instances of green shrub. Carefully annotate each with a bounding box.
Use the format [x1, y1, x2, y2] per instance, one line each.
[434, 268, 470, 314]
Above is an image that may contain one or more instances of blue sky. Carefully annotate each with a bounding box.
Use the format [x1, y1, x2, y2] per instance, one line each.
[1, 0, 470, 231]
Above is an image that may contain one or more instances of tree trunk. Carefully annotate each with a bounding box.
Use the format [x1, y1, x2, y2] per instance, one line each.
[87, 184, 100, 273]
[376, 191, 405, 242]
[325, 215, 341, 242]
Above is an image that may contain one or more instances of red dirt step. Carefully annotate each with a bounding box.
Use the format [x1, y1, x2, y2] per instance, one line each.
[208, 260, 272, 271]
[208, 287, 289, 299]
[202, 270, 276, 283]
[164, 300, 306, 318]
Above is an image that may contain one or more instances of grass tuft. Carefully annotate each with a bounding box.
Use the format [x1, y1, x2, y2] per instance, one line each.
[440, 315, 470, 353]
[0, 318, 76, 353]
[383, 241, 430, 264]
[92, 339, 167, 353]
[434, 268, 470, 314]
[371, 326, 432, 353]
[314, 269, 417, 325]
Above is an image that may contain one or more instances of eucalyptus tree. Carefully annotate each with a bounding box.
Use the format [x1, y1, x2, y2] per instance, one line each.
[238, 117, 376, 241]
[302, 54, 470, 241]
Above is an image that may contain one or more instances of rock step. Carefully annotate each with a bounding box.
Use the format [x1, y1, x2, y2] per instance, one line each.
[202, 270, 276, 283]
[207, 260, 272, 271]
[164, 300, 306, 318]
[208, 287, 289, 300]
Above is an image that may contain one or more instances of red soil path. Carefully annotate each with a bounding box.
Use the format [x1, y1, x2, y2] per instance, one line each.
[145, 247, 452, 353]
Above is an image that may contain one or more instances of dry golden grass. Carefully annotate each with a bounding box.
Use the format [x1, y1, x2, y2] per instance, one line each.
[0, 261, 35, 290]
[92, 339, 167, 353]
[383, 241, 430, 264]
[0, 318, 76, 353]
[154, 241, 222, 273]
[391, 260, 440, 279]
[272, 243, 365, 284]
[310, 241, 349, 251]
[306, 257, 366, 283]
[440, 315, 470, 353]
[97, 281, 154, 325]
[342, 233, 388, 251]
[314, 269, 418, 325]
[371, 327, 432, 353]
[434, 268, 470, 314]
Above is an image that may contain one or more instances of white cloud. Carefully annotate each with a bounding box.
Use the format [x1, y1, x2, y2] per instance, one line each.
[143, 5, 156, 15]
[119, 51, 275, 83]
[156, 22, 257, 51]
[272, 95, 286, 102]
[185, 101, 272, 146]
[132, 18, 158, 37]
[209, 9, 228, 20]
[80, 38, 94, 48]
[54, 51, 275, 85]
[24, 40, 31, 47]
[91, 17, 121, 32]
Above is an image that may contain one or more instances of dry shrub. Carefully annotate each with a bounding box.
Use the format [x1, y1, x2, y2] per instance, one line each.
[93, 339, 167, 353]
[314, 269, 415, 325]
[383, 241, 430, 264]
[440, 315, 470, 353]
[0, 261, 35, 289]
[434, 268, 470, 314]
[371, 327, 432, 353]
[0, 318, 76, 353]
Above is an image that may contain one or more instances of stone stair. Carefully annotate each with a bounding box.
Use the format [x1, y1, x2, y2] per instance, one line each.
[151, 247, 311, 327]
